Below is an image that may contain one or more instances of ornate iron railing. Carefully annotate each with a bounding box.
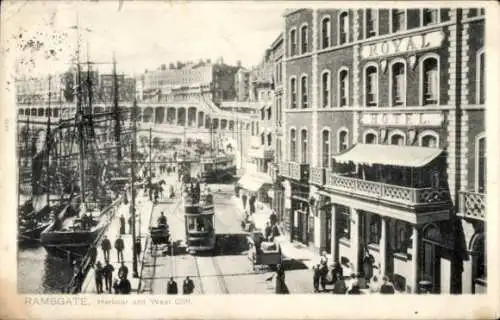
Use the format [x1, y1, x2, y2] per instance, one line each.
[310, 166, 326, 186]
[279, 161, 290, 177]
[459, 191, 485, 220]
[326, 172, 450, 206]
[289, 162, 309, 182]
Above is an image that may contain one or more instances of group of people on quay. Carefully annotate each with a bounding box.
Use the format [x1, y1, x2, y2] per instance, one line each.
[311, 251, 396, 295]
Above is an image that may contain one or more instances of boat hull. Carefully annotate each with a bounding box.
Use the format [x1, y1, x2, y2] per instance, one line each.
[40, 225, 106, 258]
[18, 223, 51, 244]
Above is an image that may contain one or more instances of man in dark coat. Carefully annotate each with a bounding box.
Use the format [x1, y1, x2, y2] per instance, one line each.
[182, 276, 195, 294]
[101, 235, 111, 262]
[118, 261, 128, 279]
[119, 214, 126, 235]
[312, 264, 321, 293]
[249, 195, 256, 214]
[269, 210, 278, 226]
[116, 276, 132, 294]
[157, 212, 167, 227]
[380, 276, 395, 294]
[264, 222, 272, 241]
[89, 245, 98, 267]
[167, 277, 178, 294]
[128, 215, 133, 234]
[241, 194, 247, 210]
[114, 235, 125, 263]
[94, 261, 104, 294]
[134, 238, 142, 261]
[102, 260, 115, 293]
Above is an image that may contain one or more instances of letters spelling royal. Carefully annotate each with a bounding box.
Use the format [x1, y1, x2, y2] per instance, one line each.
[361, 30, 444, 60]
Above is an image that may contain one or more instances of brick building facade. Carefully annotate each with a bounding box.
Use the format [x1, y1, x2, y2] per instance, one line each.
[276, 8, 485, 294]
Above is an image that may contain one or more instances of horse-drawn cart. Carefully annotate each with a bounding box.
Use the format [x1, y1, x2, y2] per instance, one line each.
[247, 231, 282, 271]
[149, 225, 170, 246]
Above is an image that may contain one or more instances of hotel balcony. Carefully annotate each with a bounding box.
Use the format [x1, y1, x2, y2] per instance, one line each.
[279, 161, 309, 183]
[326, 172, 451, 207]
[458, 191, 486, 220]
[309, 166, 326, 186]
[247, 146, 274, 159]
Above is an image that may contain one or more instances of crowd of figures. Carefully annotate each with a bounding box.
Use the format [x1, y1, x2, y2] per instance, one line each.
[311, 251, 396, 295]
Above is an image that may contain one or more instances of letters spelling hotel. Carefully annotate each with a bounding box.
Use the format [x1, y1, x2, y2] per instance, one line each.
[272, 8, 485, 294]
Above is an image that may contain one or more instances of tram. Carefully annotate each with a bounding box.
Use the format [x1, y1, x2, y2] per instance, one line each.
[184, 190, 216, 254]
[199, 153, 236, 183]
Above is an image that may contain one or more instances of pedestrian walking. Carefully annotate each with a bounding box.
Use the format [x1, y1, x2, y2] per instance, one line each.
[118, 261, 128, 279]
[89, 244, 98, 267]
[379, 276, 395, 294]
[167, 277, 178, 294]
[312, 264, 321, 293]
[319, 251, 328, 291]
[134, 238, 142, 261]
[269, 210, 278, 226]
[241, 194, 247, 210]
[94, 261, 104, 294]
[101, 235, 111, 262]
[249, 195, 256, 214]
[114, 275, 132, 294]
[157, 212, 167, 227]
[103, 260, 115, 293]
[332, 277, 347, 294]
[128, 215, 133, 234]
[274, 264, 289, 294]
[363, 250, 375, 282]
[182, 276, 195, 294]
[74, 268, 84, 293]
[114, 235, 125, 263]
[347, 278, 362, 295]
[369, 275, 381, 293]
[119, 214, 126, 235]
[264, 222, 272, 241]
[331, 261, 343, 284]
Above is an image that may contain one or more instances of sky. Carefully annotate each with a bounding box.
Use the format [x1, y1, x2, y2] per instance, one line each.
[3, 0, 287, 77]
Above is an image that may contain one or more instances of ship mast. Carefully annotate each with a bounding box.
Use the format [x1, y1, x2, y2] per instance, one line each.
[113, 53, 122, 162]
[46, 75, 52, 206]
[75, 17, 87, 210]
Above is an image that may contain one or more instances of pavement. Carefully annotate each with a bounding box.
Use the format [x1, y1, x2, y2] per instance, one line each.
[231, 195, 358, 294]
[81, 193, 154, 294]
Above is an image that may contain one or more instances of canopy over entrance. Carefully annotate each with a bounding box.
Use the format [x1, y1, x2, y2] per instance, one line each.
[238, 172, 273, 193]
[333, 143, 444, 168]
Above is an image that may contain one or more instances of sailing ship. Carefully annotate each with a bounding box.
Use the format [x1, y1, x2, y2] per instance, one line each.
[17, 88, 70, 244]
[39, 41, 130, 259]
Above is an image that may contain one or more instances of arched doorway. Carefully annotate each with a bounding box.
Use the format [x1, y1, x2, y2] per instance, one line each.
[143, 107, 154, 123]
[187, 107, 197, 127]
[198, 111, 204, 128]
[421, 223, 442, 293]
[177, 108, 186, 126]
[155, 107, 165, 124]
[470, 233, 486, 293]
[166, 107, 175, 124]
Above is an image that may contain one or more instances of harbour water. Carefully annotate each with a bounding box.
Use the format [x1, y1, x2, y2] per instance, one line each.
[18, 244, 74, 294]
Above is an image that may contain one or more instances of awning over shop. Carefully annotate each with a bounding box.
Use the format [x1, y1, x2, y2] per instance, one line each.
[332, 143, 444, 168]
[238, 172, 273, 193]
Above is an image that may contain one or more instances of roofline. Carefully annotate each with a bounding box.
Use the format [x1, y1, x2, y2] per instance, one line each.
[270, 33, 283, 49]
[282, 9, 306, 17]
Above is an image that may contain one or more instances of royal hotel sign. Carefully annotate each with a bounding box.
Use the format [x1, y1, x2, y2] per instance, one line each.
[361, 30, 445, 60]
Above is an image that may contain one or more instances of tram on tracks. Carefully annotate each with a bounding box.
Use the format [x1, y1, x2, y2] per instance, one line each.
[184, 189, 216, 254]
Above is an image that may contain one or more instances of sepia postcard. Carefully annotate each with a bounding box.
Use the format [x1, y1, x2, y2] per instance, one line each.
[0, 1, 499, 319]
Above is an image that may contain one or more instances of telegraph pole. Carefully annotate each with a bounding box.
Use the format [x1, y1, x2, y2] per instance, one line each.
[131, 98, 138, 278]
[149, 127, 152, 178]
